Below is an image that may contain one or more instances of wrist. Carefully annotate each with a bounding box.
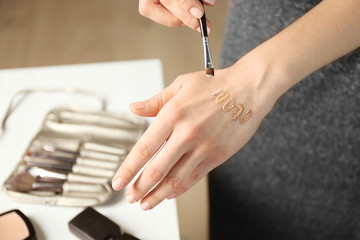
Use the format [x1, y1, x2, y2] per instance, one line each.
[227, 45, 291, 117]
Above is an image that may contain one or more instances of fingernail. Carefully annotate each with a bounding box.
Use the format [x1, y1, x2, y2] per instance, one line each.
[126, 194, 137, 204]
[112, 177, 126, 191]
[190, 7, 203, 19]
[207, 26, 211, 34]
[140, 202, 152, 211]
[180, 23, 185, 27]
[130, 101, 146, 110]
[204, 0, 215, 5]
[167, 193, 177, 200]
[196, 27, 201, 33]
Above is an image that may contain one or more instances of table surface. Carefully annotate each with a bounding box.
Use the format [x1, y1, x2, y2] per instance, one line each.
[0, 60, 180, 240]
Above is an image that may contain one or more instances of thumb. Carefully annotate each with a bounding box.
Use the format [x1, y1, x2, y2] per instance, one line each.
[129, 77, 182, 117]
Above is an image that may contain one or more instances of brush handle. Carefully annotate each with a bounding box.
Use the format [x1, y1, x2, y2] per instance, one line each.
[42, 144, 125, 162]
[32, 182, 107, 193]
[67, 173, 109, 184]
[24, 157, 115, 178]
[198, 0, 208, 37]
[27, 153, 120, 169]
[39, 139, 129, 156]
[80, 150, 123, 162]
[31, 152, 76, 163]
[42, 144, 78, 155]
[32, 182, 63, 192]
[83, 142, 127, 155]
[29, 167, 67, 180]
[25, 158, 73, 171]
[62, 182, 107, 193]
[29, 166, 109, 184]
[198, 0, 214, 73]
[76, 157, 120, 170]
[72, 165, 115, 178]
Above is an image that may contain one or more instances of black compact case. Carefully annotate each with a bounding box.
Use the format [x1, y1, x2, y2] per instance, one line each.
[68, 207, 139, 240]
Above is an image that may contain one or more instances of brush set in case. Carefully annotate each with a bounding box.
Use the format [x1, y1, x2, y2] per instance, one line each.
[2, 106, 147, 206]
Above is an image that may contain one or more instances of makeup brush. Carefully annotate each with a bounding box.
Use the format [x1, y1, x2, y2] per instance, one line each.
[8, 172, 107, 194]
[24, 156, 116, 178]
[199, 0, 214, 78]
[32, 139, 128, 157]
[41, 144, 125, 162]
[25, 151, 120, 170]
[27, 166, 109, 184]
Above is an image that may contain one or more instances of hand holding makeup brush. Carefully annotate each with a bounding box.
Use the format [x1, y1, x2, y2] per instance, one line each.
[138, 0, 215, 32]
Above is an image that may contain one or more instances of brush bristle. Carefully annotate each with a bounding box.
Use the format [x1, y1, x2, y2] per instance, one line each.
[206, 68, 214, 79]
[8, 172, 36, 192]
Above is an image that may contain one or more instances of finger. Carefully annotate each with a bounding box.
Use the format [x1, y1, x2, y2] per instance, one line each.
[139, 151, 204, 210]
[160, 0, 205, 30]
[129, 75, 184, 117]
[167, 158, 215, 199]
[202, 0, 217, 7]
[139, 0, 183, 27]
[196, 18, 212, 34]
[112, 113, 173, 191]
[125, 130, 188, 204]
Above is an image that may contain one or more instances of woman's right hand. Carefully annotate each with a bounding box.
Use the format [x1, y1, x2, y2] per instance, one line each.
[138, 0, 216, 32]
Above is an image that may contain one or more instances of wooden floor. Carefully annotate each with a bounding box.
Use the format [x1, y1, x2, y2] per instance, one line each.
[0, 1, 229, 239]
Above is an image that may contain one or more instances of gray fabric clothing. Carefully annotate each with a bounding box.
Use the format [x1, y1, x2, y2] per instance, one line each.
[209, 1, 360, 239]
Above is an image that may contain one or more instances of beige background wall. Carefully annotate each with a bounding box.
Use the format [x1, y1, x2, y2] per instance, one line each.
[0, 1, 229, 239]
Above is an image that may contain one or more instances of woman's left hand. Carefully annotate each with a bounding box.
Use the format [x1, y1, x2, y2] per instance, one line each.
[112, 56, 279, 210]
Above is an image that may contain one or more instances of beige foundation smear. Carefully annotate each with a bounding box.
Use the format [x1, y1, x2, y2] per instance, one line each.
[209, 87, 252, 124]
[232, 103, 244, 120]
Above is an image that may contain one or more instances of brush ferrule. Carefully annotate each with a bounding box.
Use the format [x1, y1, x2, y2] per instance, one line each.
[202, 36, 214, 69]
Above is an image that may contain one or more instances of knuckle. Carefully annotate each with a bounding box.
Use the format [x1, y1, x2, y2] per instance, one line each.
[176, 0, 189, 9]
[131, 187, 146, 198]
[165, 102, 184, 122]
[182, 14, 195, 25]
[148, 194, 162, 205]
[165, 18, 181, 27]
[172, 186, 187, 197]
[147, 166, 163, 183]
[120, 165, 134, 183]
[161, 0, 170, 5]
[134, 141, 153, 160]
[191, 162, 211, 180]
[138, 2, 149, 16]
[166, 176, 183, 190]
[149, 93, 164, 110]
[191, 170, 202, 180]
[183, 123, 201, 143]
[174, 74, 185, 83]
[179, 185, 188, 193]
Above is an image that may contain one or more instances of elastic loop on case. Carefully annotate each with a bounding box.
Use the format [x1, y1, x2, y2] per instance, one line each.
[0, 88, 107, 136]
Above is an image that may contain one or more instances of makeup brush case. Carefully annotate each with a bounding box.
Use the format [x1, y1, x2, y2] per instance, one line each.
[2, 103, 147, 206]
